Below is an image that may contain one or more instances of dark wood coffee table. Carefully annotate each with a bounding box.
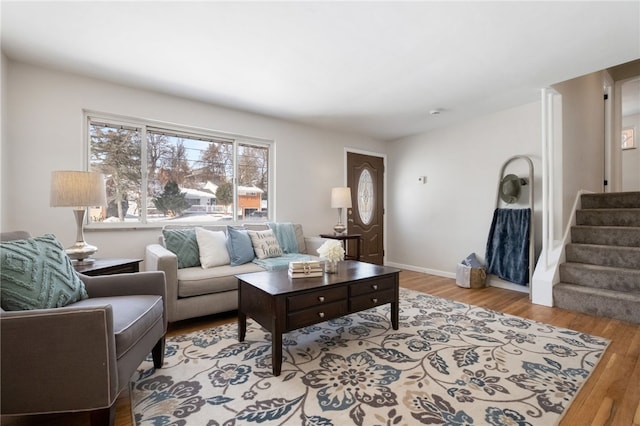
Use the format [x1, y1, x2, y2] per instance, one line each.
[236, 260, 400, 376]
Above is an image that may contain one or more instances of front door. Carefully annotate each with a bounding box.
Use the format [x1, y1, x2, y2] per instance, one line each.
[347, 152, 384, 265]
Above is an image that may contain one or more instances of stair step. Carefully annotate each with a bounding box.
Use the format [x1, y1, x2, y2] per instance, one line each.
[581, 191, 640, 209]
[571, 225, 640, 247]
[576, 208, 640, 227]
[565, 243, 640, 269]
[559, 262, 640, 292]
[554, 283, 640, 323]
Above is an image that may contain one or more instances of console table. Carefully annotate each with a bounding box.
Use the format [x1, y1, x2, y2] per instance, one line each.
[319, 233, 362, 261]
[74, 258, 142, 276]
[236, 260, 400, 376]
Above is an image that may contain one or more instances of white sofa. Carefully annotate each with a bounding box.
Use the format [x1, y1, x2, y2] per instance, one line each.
[145, 223, 324, 322]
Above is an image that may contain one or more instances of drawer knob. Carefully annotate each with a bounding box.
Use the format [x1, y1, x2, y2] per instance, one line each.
[372, 284, 378, 290]
[318, 296, 325, 302]
[318, 312, 325, 318]
[372, 298, 378, 304]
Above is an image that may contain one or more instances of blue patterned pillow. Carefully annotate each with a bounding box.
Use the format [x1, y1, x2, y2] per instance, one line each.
[162, 228, 201, 269]
[0, 234, 88, 311]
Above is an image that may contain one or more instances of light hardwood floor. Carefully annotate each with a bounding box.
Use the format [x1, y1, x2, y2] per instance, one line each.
[2, 270, 639, 426]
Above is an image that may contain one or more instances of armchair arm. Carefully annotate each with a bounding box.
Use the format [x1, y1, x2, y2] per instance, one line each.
[0, 306, 118, 414]
[145, 243, 179, 322]
[80, 271, 166, 299]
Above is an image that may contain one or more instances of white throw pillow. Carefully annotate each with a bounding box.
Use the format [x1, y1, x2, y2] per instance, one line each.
[195, 227, 230, 268]
[247, 229, 283, 259]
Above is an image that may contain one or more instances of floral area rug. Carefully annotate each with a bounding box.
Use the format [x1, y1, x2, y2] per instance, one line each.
[131, 289, 609, 425]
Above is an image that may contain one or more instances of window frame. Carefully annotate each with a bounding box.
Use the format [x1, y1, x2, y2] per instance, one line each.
[83, 110, 275, 228]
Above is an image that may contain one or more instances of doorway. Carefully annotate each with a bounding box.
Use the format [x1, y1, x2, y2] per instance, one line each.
[346, 152, 385, 265]
[621, 77, 640, 191]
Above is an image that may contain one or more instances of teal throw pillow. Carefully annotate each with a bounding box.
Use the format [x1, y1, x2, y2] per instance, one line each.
[0, 234, 88, 311]
[163, 228, 201, 269]
[226, 227, 255, 266]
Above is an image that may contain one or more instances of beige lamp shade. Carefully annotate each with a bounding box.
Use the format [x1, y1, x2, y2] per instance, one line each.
[50, 171, 107, 207]
[331, 187, 352, 209]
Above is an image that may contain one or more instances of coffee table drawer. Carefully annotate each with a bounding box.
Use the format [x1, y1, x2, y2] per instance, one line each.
[350, 276, 396, 297]
[350, 288, 395, 312]
[288, 300, 348, 329]
[287, 286, 348, 311]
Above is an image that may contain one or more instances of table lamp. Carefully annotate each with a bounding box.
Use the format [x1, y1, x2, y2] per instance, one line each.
[331, 187, 352, 235]
[50, 171, 107, 264]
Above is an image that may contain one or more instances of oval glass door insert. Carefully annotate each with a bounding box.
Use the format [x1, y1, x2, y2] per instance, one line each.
[357, 168, 374, 225]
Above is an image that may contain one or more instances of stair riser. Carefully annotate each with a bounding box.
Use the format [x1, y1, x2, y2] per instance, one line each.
[554, 284, 640, 323]
[559, 263, 640, 292]
[571, 226, 640, 247]
[565, 244, 640, 269]
[581, 192, 640, 209]
[576, 209, 640, 227]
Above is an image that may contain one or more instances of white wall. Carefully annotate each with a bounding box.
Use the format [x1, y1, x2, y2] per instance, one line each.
[552, 71, 606, 227]
[0, 52, 7, 230]
[386, 102, 542, 282]
[2, 60, 385, 265]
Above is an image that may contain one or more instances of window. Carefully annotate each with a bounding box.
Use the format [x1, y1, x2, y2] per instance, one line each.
[87, 113, 271, 225]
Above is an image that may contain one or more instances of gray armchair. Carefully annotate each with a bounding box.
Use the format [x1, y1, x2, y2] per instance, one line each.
[0, 231, 167, 426]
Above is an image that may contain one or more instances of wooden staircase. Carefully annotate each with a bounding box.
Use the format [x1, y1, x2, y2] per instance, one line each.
[553, 191, 640, 324]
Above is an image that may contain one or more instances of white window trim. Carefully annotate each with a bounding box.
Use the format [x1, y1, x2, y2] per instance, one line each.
[83, 110, 275, 229]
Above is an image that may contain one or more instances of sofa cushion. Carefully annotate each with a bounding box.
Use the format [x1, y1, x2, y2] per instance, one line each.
[72, 295, 163, 359]
[293, 224, 307, 254]
[247, 229, 283, 259]
[227, 227, 255, 265]
[163, 228, 200, 269]
[177, 263, 263, 298]
[195, 227, 230, 268]
[0, 234, 88, 311]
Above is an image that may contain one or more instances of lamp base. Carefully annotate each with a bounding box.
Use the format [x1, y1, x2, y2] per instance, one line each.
[71, 257, 96, 266]
[65, 241, 98, 264]
[333, 223, 347, 235]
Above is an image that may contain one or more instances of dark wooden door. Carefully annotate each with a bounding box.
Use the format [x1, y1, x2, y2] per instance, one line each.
[347, 152, 384, 265]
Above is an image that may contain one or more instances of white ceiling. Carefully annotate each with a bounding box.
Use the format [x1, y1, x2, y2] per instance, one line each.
[2, 1, 639, 141]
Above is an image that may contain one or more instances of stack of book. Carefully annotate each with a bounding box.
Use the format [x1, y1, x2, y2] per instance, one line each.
[288, 260, 323, 278]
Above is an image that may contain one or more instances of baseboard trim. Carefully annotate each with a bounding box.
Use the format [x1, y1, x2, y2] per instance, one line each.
[385, 261, 455, 279]
[385, 261, 529, 294]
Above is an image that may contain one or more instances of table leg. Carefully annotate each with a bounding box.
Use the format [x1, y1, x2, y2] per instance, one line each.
[272, 325, 283, 376]
[391, 301, 399, 330]
[238, 311, 247, 342]
[238, 280, 247, 341]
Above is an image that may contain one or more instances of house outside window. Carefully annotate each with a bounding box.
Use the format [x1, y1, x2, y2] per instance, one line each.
[86, 113, 271, 225]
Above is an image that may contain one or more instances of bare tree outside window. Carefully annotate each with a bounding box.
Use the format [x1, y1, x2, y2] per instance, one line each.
[90, 123, 141, 222]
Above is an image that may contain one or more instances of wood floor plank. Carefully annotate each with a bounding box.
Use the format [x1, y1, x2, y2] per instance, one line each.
[614, 353, 640, 426]
[2, 270, 638, 426]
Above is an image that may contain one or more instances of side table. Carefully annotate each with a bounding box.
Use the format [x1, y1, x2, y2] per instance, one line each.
[319, 233, 362, 261]
[74, 258, 143, 276]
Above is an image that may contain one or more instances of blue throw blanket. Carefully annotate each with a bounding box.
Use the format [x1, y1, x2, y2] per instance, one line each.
[485, 208, 531, 285]
[252, 253, 312, 271]
[268, 222, 299, 254]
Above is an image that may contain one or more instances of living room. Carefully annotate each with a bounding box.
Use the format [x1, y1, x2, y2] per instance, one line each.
[1, 2, 639, 425]
[1, 2, 638, 292]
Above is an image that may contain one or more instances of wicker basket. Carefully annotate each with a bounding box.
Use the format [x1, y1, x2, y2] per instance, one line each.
[455, 264, 487, 289]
